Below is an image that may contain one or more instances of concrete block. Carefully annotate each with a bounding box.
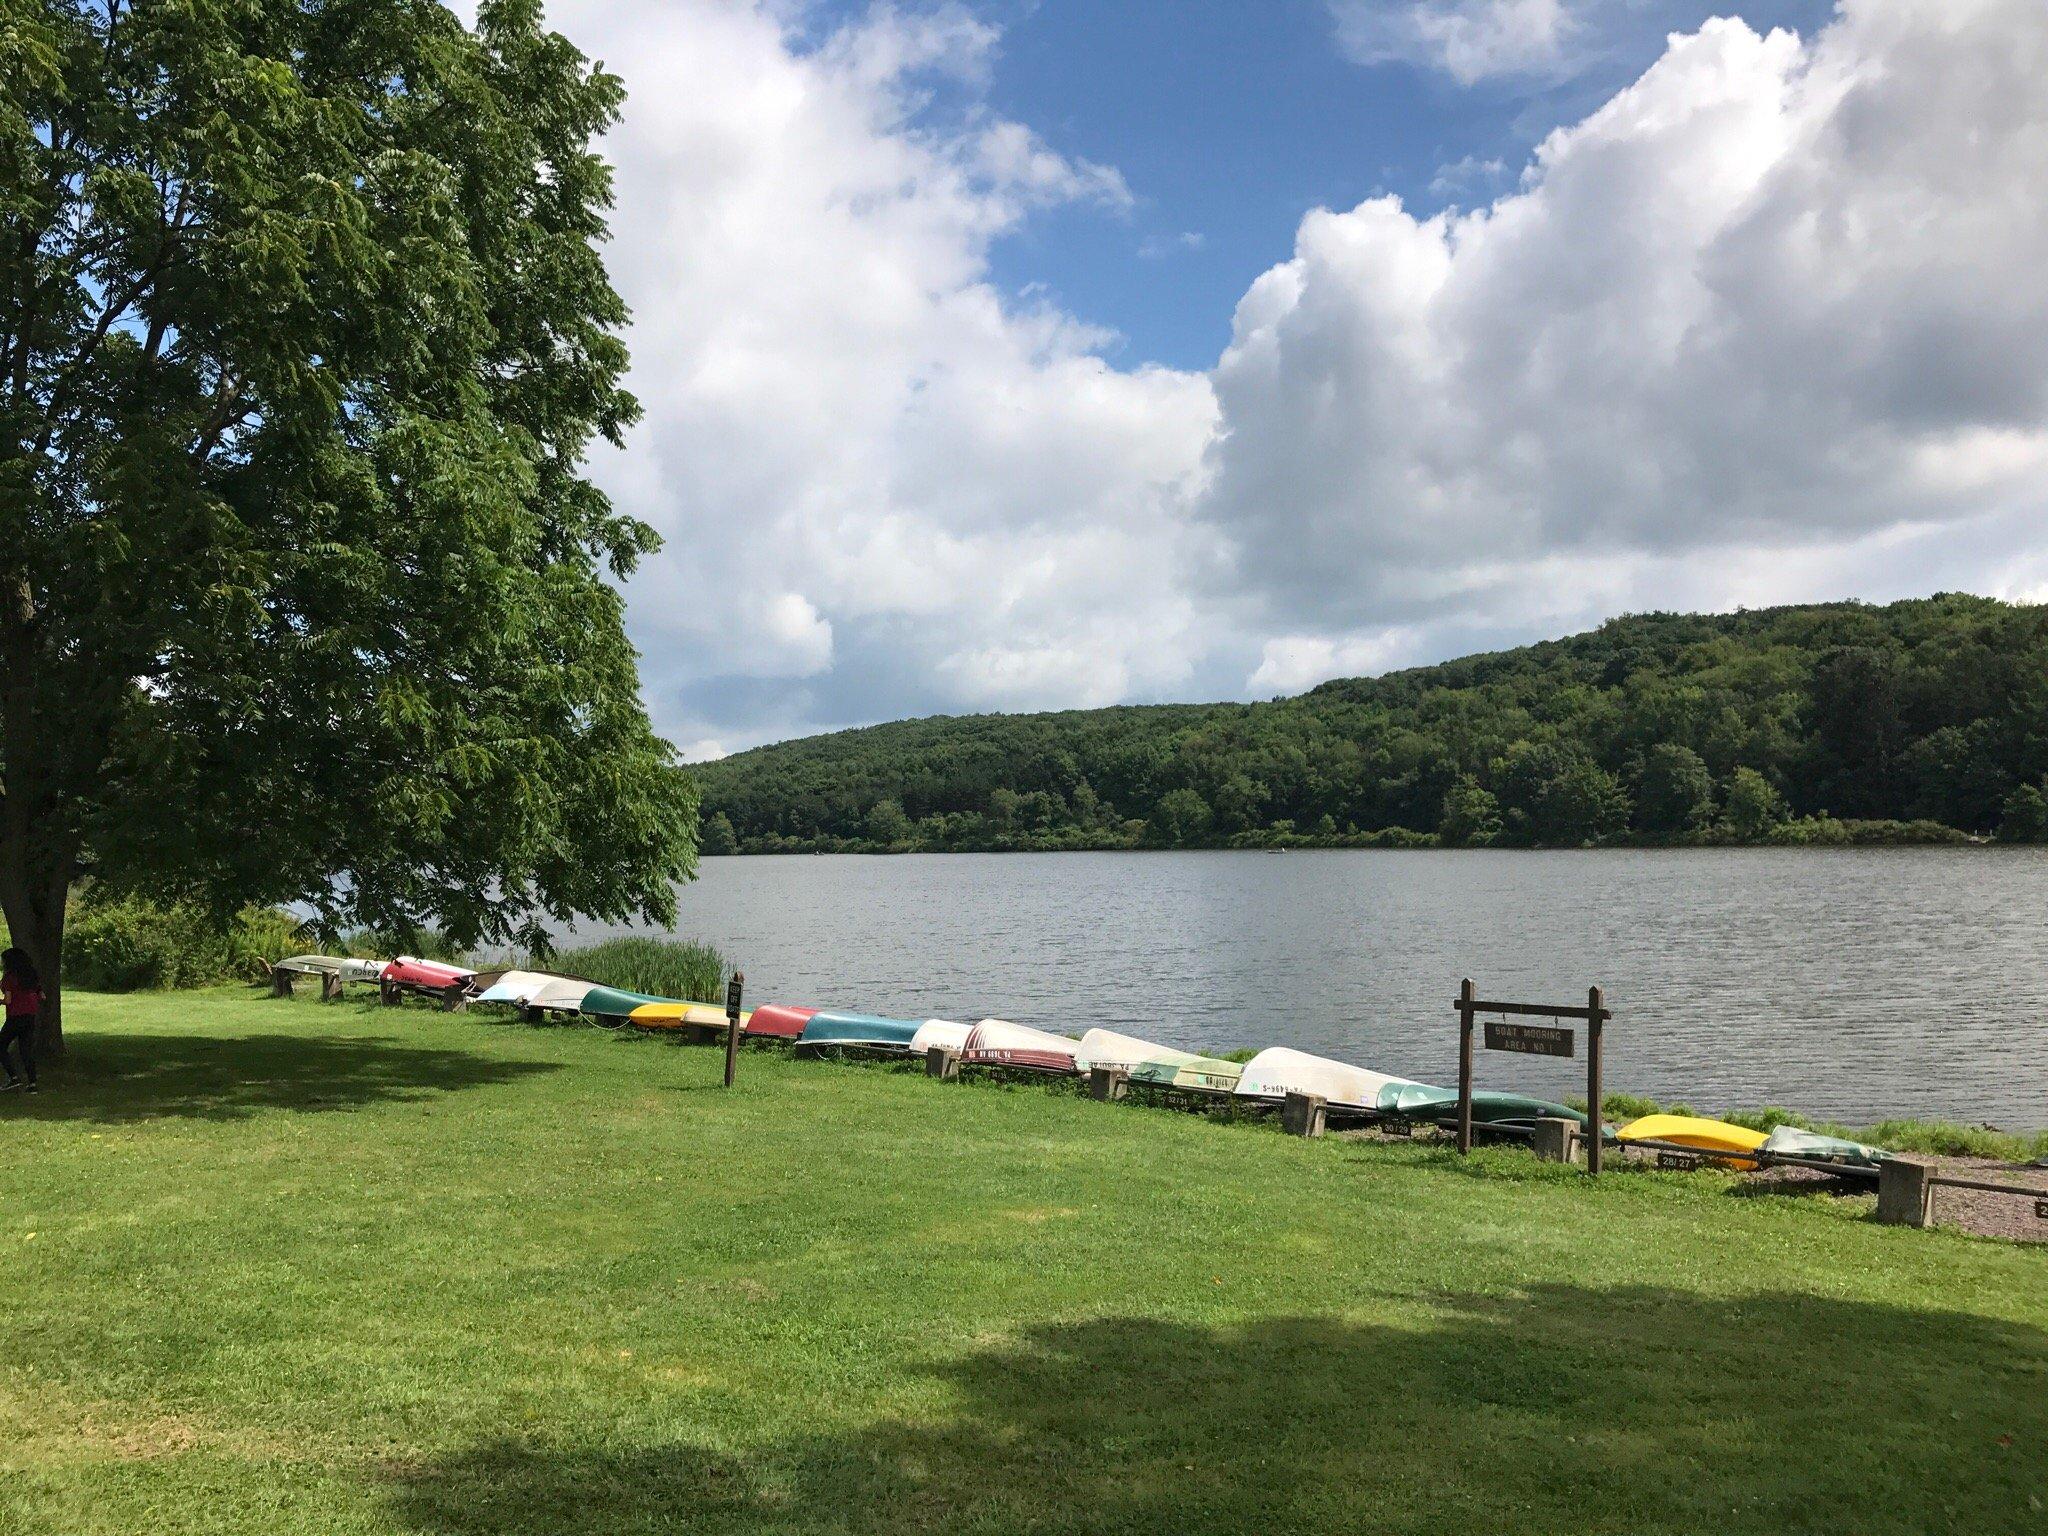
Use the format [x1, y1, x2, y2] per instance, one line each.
[1282, 1091, 1327, 1139]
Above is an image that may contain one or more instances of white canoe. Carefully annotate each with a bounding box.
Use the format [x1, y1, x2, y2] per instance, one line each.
[472, 969, 558, 1005]
[1076, 1028, 1244, 1092]
[276, 955, 385, 983]
[960, 1019, 1080, 1074]
[525, 975, 600, 1012]
[1073, 1028, 1205, 1073]
[909, 1019, 972, 1054]
[1232, 1047, 1419, 1111]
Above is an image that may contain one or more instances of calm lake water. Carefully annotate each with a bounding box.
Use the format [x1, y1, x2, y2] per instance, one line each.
[576, 849, 2048, 1129]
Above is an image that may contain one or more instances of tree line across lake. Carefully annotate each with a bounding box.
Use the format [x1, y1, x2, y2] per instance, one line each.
[694, 596, 2048, 854]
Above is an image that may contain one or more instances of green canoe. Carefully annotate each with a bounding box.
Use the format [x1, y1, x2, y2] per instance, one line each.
[578, 984, 681, 1019]
[1127, 1056, 1244, 1092]
[1379, 1083, 1595, 1129]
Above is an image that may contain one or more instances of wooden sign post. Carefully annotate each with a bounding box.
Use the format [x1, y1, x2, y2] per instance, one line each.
[723, 971, 745, 1089]
[1455, 979, 1611, 1174]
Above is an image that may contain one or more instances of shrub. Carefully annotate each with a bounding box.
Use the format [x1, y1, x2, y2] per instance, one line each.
[1722, 767, 1784, 839]
[64, 896, 304, 991]
[1999, 780, 2048, 843]
[547, 936, 728, 1002]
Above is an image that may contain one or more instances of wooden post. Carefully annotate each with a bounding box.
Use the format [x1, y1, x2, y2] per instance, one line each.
[1088, 1066, 1129, 1102]
[379, 979, 400, 1007]
[723, 972, 744, 1089]
[1456, 978, 1476, 1155]
[271, 968, 295, 998]
[1876, 1156, 1936, 1227]
[1282, 1091, 1327, 1139]
[925, 1046, 960, 1079]
[321, 971, 344, 1003]
[441, 983, 466, 1012]
[1586, 984, 1605, 1177]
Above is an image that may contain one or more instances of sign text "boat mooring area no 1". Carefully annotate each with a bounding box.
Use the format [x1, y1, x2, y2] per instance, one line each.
[1483, 1020, 1576, 1058]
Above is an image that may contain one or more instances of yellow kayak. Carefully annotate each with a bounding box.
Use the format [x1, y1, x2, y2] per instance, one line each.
[628, 1001, 753, 1031]
[1615, 1113, 1767, 1169]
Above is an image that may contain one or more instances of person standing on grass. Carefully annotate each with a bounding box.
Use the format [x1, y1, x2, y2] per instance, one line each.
[1, 948, 42, 1094]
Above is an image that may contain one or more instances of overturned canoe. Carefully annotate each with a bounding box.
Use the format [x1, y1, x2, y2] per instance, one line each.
[523, 975, 602, 1012]
[744, 1004, 817, 1040]
[1758, 1125, 1890, 1167]
[1378, 1083, 1591, 1128]
[797, 1011, 922, 1049]
[909, 1019, 972, 1054]
[960, 1019, 1081, 1073]
[1232, 1047, 1425, 1113]
[1616, 1114, 1768, 1168]
[577, 985, 677, 1019]
[383, 956, 475, 991]
[629, 1000, 753, 1031]
[277, 955, 386, 984]
[471, 969, 558, 1005]
[1073, 1028, 1242, 1092]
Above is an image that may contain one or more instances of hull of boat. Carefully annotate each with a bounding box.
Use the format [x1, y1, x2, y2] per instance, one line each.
[383, 957, 474, 990]
[1616, 1113, 1767, 1168]
[797, 1011, 922, 1049]
[960, 1019, 1080, 1073]
[1759, 1125, 1889, 1167]
[578, 985, 676, 1018]
[909, 1019, 972, 1054]
[277, 955, 385, 984]
[523, 976, 599, 1012]
[472, 969, 557, 1005]
[1232, 1047, 1422, 1112]
[744, 1004, 817, 1039]
[629, 1001, 752, 1031]
[1378, 1083, 1590, 1128]
[1075, 1028, 1241, 1091]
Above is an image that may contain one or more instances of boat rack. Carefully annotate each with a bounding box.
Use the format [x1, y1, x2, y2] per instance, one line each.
[1613, 1134, 1881, 1179]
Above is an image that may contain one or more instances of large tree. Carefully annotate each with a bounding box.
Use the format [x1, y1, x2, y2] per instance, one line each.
[0, 0, 695, 1054]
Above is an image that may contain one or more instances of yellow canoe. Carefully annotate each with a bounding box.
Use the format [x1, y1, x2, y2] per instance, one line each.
[1615, 1113, 1767, 1169]
[628, 1001, 754, 1031]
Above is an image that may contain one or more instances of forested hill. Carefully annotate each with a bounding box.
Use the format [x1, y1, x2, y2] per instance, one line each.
[691, 596, 2048, 854]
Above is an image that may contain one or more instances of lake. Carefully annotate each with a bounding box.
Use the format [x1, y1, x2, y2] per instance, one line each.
[576, 848, 2048, 1130]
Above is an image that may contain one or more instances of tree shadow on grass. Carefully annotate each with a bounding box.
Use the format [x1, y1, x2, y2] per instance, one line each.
[18, 1031, 558, 1124]
[390, 1284, 2048, 1536]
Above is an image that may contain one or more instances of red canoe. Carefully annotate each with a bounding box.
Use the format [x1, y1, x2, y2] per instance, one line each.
[744, 1004, 818, 1040]
[381, 956, 474, 991]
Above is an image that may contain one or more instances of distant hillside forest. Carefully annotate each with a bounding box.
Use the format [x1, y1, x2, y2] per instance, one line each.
[692, 596, 2048, 854]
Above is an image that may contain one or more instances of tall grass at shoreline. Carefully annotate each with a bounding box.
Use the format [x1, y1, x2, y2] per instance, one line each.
[546, 935, 727, 1001]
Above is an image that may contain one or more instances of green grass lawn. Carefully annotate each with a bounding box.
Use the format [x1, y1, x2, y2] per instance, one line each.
[2, 989, 2043, 1534]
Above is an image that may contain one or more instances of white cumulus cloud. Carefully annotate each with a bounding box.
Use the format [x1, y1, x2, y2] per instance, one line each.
[1203, 0, 2048, 657]
[1331, 0, 1579, 83]
[536, 1, 1216, 744]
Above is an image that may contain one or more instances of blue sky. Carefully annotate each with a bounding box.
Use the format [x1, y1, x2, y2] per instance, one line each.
[541, 0, 2048, 755]
[802, 1, 1837, 371]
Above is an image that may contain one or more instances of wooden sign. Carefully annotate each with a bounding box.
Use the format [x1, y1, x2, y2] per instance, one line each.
[722, 971, 745, 1089]
[1484, 1020, 1575, 1058]
[1381, 1116, 1413, 1138]
[1657, 1151, 1702, 1171]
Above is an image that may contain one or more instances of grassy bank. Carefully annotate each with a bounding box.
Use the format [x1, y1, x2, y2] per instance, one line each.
[2, 989, 2043, 1535]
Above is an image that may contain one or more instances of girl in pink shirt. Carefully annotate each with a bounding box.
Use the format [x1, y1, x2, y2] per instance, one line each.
[1, 948, 41, 1093]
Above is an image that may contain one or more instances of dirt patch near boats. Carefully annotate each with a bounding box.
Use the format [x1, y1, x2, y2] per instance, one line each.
[1739, 1157, 2047, 1242]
